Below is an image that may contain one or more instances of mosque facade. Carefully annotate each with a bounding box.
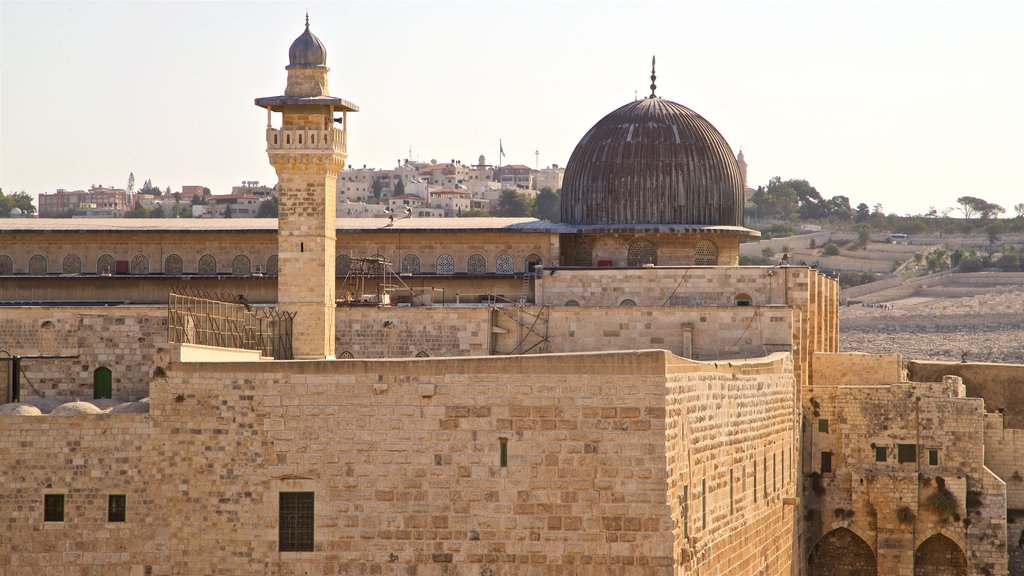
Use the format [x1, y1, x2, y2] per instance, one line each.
[0, 21, 1018, 576]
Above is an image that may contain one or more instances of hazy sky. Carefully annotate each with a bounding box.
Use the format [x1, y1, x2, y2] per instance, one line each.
[1, 0, 1021, 216]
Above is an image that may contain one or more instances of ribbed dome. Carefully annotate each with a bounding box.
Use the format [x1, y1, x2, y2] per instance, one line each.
[561, 97, 744, 226]
[288, 21, 327, 68]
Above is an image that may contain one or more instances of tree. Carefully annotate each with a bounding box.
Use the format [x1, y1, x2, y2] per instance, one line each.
[393, 179, 405, 197]
[825, 195, 852, 220]
[925, 248, 951, 272]
[854, 203, 870, 223]
[371, 179, 383, 200]
[533, 187, 560, 222]
[127, 172, 135, 193]
[164, 186, 172, 197]
[126, 200, 147, 218]
[257, 197, 279, 218]
[1015, 203, 1024, 219]
[957, 196, 987, 220]
[496, 189, 534, 217]
[986, 222, 1005, 255]
[202, 187, 211, 196]
[0, 188, 37, 216]
[751, 177, 799, 220]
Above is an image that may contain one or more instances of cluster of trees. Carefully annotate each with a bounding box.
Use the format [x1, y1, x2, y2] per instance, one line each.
[750, 178, 854, 221]
[0, 188, 36, 217]
[493, 188, 560, 221]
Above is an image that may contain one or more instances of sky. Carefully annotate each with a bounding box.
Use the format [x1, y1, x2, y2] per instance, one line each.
[1, 0, 1022, 216]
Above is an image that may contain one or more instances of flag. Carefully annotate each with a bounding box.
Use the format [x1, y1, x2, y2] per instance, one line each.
[499, 139, 505, 159]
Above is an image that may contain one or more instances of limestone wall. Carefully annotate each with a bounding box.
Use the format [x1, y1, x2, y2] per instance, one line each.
[0, 349, 798, 575]
[0, 275, 279, 304]
[812, 352, 904, 387]
[908, 360, 1024, 429]
[0, 306, 170, 402]
[985, 413, 1024, 510]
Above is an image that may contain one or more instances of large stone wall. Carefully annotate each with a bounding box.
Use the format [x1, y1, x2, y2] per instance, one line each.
[812, 352, 904, 387]
[0, 307, 170, 402]
[908, 361, 1024, 428]
[0, 349, 798, 576]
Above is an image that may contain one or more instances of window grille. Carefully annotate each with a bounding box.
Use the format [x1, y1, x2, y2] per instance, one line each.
[198, 254, 217, 275]
[164, 254, 183, 275]
[694, 241, 719, 265]
[279, 492, 314, 552]
[495, 254, 514, 274]
[627, 240, 657, 266]
[130, 254, 149, 275]
[62, 254, 82, 274]
[467, 254, 486, 274]
[436, 254, 455, 275]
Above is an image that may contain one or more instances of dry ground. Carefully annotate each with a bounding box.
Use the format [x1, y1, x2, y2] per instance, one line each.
[840, 284, 1024, 364]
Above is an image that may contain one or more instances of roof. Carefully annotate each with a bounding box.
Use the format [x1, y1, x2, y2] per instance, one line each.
[0, 218, 758, 236]
[254, 95, 359, 112]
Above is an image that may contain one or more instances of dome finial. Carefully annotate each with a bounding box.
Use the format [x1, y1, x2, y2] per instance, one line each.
[649, 55, 657, 98]
[305, 11, 309, 28]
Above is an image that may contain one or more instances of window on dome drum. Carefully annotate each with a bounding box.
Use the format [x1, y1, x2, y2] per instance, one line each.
[164, 254, 183, 275]
[573, 242, 593, 266]
[94, 367, 112, 399]
[336, 254, 350, 277]
[265, 255, 279, 275]
[627, 240, 657, 266]
[279, 492, 314, 552]
[44, 494, 64, 522]
[467, 254, 487, 274]
[231, 255, 251, 276]
[693, 241, 719, 265]
[107, 495, 126, 523]
[436, 254, 455, 275]
[820, 451, 833, 474]
[198, 254, 217, 275]
[130, 254, 149, 275]
[875, 446, 887, 462]
[401, 254, 421, 274]
[898, 444, 917, 463]
[735, 293, 752, 306]
[29, 254, 47, 275]
[495, 254, 514, 275]
[97, 254, 115, 275]
[62, 254, 82, 274]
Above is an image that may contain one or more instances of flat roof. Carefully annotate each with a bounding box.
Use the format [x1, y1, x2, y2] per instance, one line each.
[0, 218, 758, 236]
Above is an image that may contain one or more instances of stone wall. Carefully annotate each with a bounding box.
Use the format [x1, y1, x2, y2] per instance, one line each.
[0, 307, 170, 402]
[986, 413, 1024, 512]
[908, 361, 1024, 428]
[0, 275, 278, 304]
[0, 349, 798, 576]
[812, 352, 904, 387]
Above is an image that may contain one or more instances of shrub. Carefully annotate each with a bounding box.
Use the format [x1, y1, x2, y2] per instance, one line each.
[922, 481, 958, 520]
[896, 506, 916, 524]
[822, 243, 840, 256]
[959, 257, 984, 273]
[995, 253, 1021, 271]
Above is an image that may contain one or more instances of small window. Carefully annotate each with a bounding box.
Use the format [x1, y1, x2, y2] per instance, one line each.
[44, 494, 64, 522]
[108, 495, 126, 522]
[820, 451, 833, 474]
[818, 419, 829, 433]
[897, 444, 917, 463]
[735, 293, 752, 306]
[875, 446, 887, 462]
[619, 298, 637, 307]
[279, 492, 314, 552]
[499, 438, 509, 468]
[928, 448, 939, 466]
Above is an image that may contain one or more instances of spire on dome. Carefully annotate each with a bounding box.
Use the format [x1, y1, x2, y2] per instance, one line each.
[649, 56, 657, 99]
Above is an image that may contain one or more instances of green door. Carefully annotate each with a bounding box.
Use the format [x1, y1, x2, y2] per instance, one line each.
[94, 367, 112, 399]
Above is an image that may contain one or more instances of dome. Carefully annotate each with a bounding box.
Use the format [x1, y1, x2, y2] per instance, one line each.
[561, 97, 744, 226]
[51, 401, 104, 416]
[0, 403, 42, 416]
[288, 18, 327, 68]
[10, 207, 22, 217]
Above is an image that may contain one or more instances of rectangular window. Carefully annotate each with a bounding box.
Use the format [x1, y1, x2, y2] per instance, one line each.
[107, 495, 126, 523]
[875, 446, 887, 462]
[499, 438, 509, 468]
[928, 448, 939, 466]
[820, 451, 833, 474]
[818, 419, 829, 433]
[279, 492, 314, 552]
[897, 444, 917, 463]
[44, 494, 64, 522]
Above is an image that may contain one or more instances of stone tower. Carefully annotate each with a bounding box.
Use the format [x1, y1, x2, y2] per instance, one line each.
[737, 149, 748, 190]
[256, 17, 358, 359]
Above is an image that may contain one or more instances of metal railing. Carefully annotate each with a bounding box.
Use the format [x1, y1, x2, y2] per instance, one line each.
[167, 286, 294, 359]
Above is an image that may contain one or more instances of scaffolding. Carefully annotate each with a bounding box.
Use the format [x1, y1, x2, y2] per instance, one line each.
[167, 286, 294, 359]
[339, 256, 412, 306]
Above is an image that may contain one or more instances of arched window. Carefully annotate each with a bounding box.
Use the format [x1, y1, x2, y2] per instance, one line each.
[627, 240, 657, 266]
[0, 254, 12, 275]
[338, 350, 355, 359]
[735, 293, 752, 307]
[97, 254, 115, 275]
[807, 528, 876, 576]
[28, 254, 47, 275]
[914, 534, 967, 576]
[525, 253, 543, 272]
[564, 299, 580, 307]
[164, 254, 183, 275]
[336, 254, 351, 277]
[574, 242, 593, 266]
[436, 254, 455, 275]
[94, 367, 112, 399]
[198, 254, 217, 275]
[401, 254, 421, 274]
[62, 254, 82, 274]
[415, 351, 430, 358]
[694, 240, 719, 266]
[265, 255, 278, 275]
[495, 254, 515, 275]
[619, 299, 637, 307]
[231, 254, 251, 276]
[467, 254, 487, 274]
[130, 254, 150, 275]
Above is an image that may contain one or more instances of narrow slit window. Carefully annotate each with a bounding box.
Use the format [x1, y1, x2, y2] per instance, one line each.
[108, 494, 126, 523]
[682, 484, 689, 538]
[928, 448, 939, 466]
[279, 492, 314, 552]
[773, 453, 777, 494]
[44, 494, 64, 522]
[499, 437, 508, 467]
[821, 451, 833, 474]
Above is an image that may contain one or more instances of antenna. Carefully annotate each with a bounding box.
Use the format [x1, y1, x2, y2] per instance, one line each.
[535, 149, 540, 170]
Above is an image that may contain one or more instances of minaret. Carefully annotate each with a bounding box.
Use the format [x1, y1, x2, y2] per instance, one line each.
[256, 17, 358, 359]
[737, 149, 748, 190]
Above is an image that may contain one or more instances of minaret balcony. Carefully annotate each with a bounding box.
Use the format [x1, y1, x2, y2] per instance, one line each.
[266, 126, 346, 155]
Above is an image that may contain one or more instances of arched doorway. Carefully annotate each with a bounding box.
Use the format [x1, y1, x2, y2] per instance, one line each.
[914, 534, 967, 576]
[94, 367, 112, 399]
[808, 528, 876, 576]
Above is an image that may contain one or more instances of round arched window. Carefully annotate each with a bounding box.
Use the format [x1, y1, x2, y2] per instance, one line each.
[694, 241, 719, 266]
